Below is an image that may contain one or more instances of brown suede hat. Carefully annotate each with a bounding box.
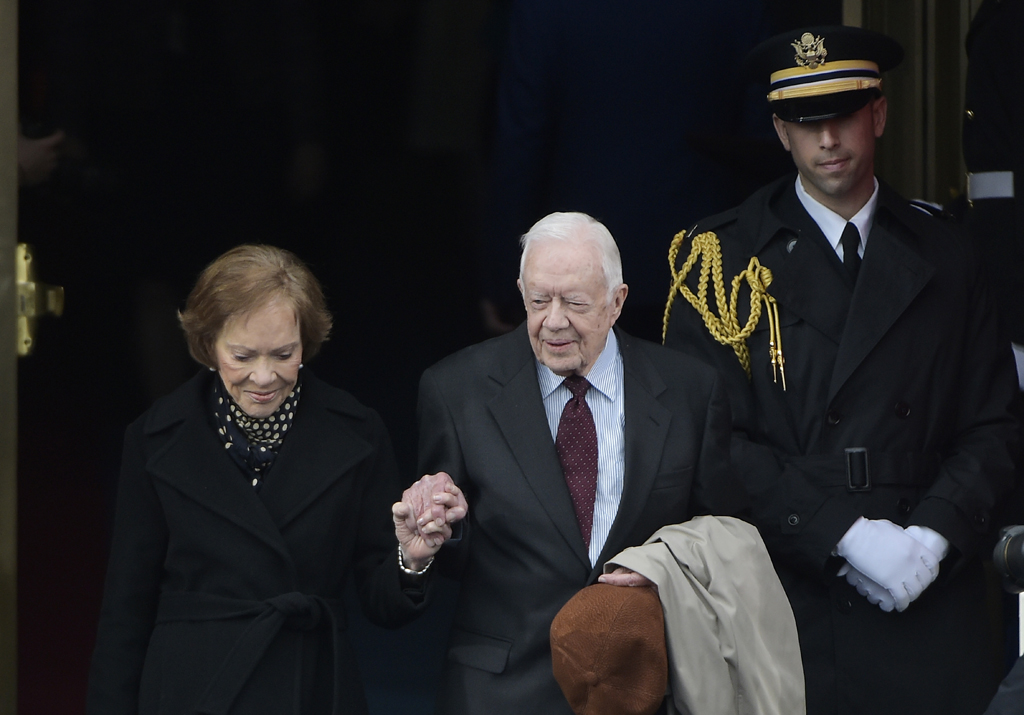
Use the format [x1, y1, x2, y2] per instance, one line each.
[550, 583, 667, 715]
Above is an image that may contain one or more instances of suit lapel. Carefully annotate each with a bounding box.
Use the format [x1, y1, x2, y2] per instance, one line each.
[145, 379, 294, 563]
[594, 331, 672, 573]
[829, 205, 934, 399]
[487, 329, 591, 569]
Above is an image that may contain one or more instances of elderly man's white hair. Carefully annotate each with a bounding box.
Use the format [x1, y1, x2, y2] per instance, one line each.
[518, 212, 624, 299]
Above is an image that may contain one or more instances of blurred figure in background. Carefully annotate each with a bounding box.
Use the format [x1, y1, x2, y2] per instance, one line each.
[479, 0, 772, 340]
[963, 0, 1024, 387]
[962, 0, 1024, 702]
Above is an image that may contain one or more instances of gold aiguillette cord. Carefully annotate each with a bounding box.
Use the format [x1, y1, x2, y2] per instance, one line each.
[664, 229, 787, 390]
[765, 296, 786, 390]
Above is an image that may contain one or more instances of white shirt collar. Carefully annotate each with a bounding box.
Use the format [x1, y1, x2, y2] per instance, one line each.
[795, 175, 880, 258]
[537, 328, 620, 400]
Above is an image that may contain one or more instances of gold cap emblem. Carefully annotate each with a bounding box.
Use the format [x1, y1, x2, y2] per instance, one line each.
[792, 32, 827, 69]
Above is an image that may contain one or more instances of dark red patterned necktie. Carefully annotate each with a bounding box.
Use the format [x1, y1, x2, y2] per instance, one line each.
[555, 375, 598, 546]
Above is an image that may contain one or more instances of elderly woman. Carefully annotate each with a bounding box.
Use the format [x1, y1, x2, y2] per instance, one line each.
[86, 245, 463, 715]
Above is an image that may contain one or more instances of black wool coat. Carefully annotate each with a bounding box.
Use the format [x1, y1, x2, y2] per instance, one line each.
[86, 369, 430, 715]
[665, 175, 1020, 715]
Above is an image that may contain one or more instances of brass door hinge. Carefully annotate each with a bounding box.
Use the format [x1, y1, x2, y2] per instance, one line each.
[16, 243, 64, 356]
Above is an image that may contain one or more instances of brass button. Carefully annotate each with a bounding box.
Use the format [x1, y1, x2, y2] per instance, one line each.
[965, 108, 975, 120]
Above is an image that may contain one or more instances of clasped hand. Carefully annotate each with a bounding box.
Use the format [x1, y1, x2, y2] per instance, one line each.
[392, 472, 468, 571]
[835, 517, 944, 612]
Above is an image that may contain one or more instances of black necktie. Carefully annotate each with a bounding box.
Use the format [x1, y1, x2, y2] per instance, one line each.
[554, 376, 598, 546]
[840, 222, 862, 279]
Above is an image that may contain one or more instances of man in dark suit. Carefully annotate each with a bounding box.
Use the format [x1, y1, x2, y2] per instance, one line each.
[664, 26, 1019, 715]
[417, 211, 747, 714]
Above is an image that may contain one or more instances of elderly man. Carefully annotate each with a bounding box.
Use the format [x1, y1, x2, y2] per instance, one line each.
[663, 25, 1019, 715]
[415, 211, 747, 714]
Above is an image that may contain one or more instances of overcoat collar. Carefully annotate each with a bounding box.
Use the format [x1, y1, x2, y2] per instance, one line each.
[830, 184, 935, 399]
[749, 177, 852, 345]
[142, 370, 375, 568]
[484, 325, 671, 576]
[739, 175, 935, 401]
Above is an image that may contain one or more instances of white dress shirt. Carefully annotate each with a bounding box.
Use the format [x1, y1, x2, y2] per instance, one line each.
[796, 174, 880, 261]
[537, 329, 625, 566]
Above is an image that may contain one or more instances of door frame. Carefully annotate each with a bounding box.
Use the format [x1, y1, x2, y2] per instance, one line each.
[1, 0, 18, 709]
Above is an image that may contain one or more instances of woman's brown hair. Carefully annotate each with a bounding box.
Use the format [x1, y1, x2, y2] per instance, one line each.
[179, 245, 332, 368]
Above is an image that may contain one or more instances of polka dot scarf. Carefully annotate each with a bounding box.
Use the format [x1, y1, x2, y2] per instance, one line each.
[211, 375, 301, 492]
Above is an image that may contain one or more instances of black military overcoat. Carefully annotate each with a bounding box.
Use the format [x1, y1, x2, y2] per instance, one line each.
[665, 175, 1019, 715]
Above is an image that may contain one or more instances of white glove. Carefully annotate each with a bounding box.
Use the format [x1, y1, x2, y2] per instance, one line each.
[835, 517, 940, 612]
[905, 525, 950, 561]
[837, 563, 897, 612]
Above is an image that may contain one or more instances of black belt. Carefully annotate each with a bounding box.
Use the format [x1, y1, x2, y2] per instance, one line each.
[789, 450, 942, 492]
[156, 591, 346, 715]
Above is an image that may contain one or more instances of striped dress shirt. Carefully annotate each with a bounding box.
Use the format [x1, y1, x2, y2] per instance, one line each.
[537, 329, 625, 566]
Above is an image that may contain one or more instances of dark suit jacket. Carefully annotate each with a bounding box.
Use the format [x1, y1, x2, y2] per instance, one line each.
[665, 175, 1020, 715]
[417, 325, 748, 715]
[86, 370, 429, 715]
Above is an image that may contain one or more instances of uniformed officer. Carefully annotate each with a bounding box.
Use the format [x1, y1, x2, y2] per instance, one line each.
[963, 5, 1024, 713]
[964, 0, 1024, 362]
[663, 25, 1019, 715]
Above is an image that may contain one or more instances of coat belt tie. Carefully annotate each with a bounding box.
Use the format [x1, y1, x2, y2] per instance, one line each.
[156, 591, 346, 715]
[785, 451, 942, 488]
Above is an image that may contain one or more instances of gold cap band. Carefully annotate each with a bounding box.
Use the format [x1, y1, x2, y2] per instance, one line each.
[770, 59, 880, 84]
[769, 77, 881, 102]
